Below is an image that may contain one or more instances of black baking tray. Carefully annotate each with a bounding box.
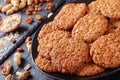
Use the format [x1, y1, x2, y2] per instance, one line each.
[31, 0, 120, 80]
[0, 0, 65, 64]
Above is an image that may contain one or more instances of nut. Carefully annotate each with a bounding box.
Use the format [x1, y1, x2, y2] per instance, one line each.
[26, 16, 33, 24]
[37, 7, 42, 11]
[25, 36, 32, 43]
[1, 61, 12, 76]
[0, 5, 3, 11]
[35, 14, 42, 20]
[18, 71, 30, 80]
[16, 71, 22, 76]
[47, 12, 53, 18]
[5, 74, 14, 80]
[11, 39, 17, 44]
[17, 47, 24, 52]
[25, 9, 32, 15]
[46, 0, 53, 2]
[34, 0, 39, 5]
[45, 3, 54, 10]
[24, 64, 31, 71]
[39, 0, 46, 3]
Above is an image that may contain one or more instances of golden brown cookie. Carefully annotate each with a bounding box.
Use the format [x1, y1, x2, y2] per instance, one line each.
[37, 30, 71, 59]
[100, 0, 120, 19]
[88, 0, 102, 14]
[53, 3, 87, 30]
[0, 14, 22, 32]
[38, 21, 59, 41]
[35, 55, 56, 72]
[50, 38, 90, 73]
[106, 19, 120, 34]
[76, 63, 105, 76]
[72, 14, 108, 43]
[90, 32, 120, 68]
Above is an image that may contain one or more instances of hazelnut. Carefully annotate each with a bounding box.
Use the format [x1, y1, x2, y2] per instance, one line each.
[17, 47, 24, 52]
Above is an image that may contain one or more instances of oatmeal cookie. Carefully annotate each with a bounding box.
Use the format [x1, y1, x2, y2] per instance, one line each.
[50, 38, 90, 73]
[88, 0, 102, 14]
[76, 63, 105, 76]
[37, 30, 71, 59]
[38, 22, 59, 41]
[72, 14, 108, 43]
[100, 0, 120, 19]
[90, 32, 120, 68]
[53, 3, 87, 30]
[35, 55, 56, 72]
[0, 14, 22, 32]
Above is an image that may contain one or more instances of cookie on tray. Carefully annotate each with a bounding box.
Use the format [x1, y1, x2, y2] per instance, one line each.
[0, 14, 22, 32]
[88, 0, 102, 14]
[100, 0, 120, 19]
[50, 38, 90, 73]
[76, 63, 105, 76]
[38, 21, 59, 41]
[72, 14, 108, 43]
[37, 30, 71, 59]
[90, 32, 120, 68]
[106, 19, 120, 34]
[53, 3, 88, 30]
[35, 55, 56, 72]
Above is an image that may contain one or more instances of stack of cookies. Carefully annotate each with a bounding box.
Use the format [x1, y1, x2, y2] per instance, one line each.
[35, 0, 120, 77]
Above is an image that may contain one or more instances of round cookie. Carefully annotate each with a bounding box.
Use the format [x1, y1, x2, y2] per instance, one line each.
[53, 3, 87, 30]
[90, 32, 120, 68]
[35, 55, 56, 72]
[76, 63, 105, 76]
[88, 0, 102, 14]
[38, 21, 59, 42]
[106, 19, 120, 34]
[50, 38, 90, 73]
[37, 30, 71, 59]
[0, 14, 22, 32]
[100, 0, 120, 19]
[72, 14, 108, 43]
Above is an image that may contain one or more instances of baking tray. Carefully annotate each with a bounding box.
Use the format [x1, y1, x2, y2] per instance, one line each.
[31, 0, 120, 80]
[0, 0, 65, 64]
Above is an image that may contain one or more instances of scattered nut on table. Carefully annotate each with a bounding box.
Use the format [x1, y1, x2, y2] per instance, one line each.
[26, 16, 34, 24]
[17, 47, 24, 52]
[24, 64, 31, 71]
[13, 52, 22, 66]
[0, 60, 12, 76]
[5, 74, 14, 80]
[18, 71, 30, 80]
